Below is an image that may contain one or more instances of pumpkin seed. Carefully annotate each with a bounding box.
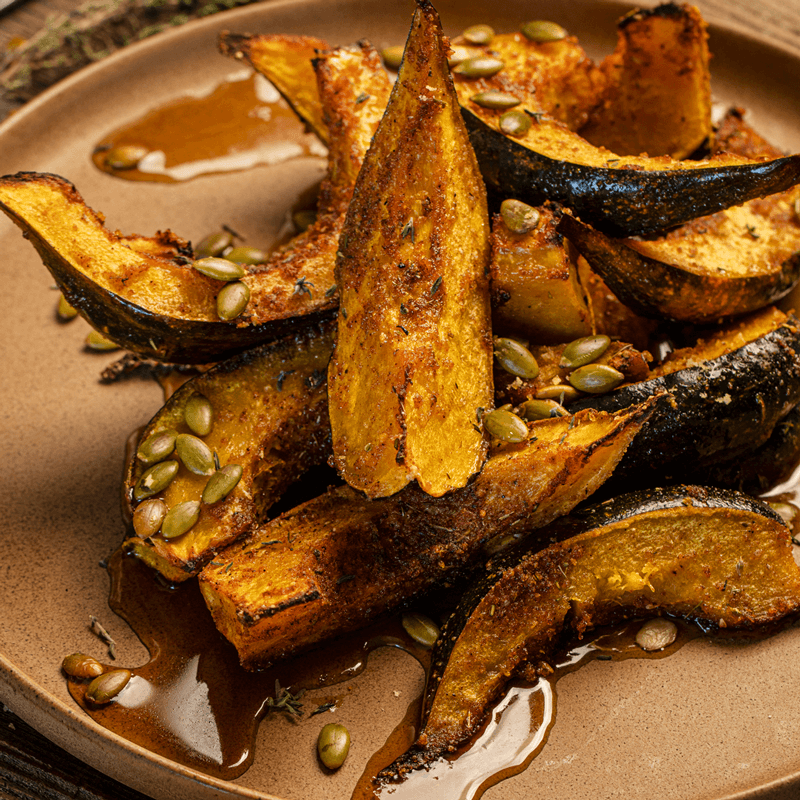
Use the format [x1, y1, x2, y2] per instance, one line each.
[448, 45, 476, 67]
[85, 669, 131, 704]
[635, 618, 677, 652]
[454, 55, 504, 79]
[519, 398, 568, 421]
[317, 723, 351, 770]
[560, 334, 611, 369]
[161, 500, 201, 539]
[499, 110, 532, 137]
[85, 330, 120, 351]
[104, 144, 148, 170]
[132, 498, 167, 538]
[767, 500, 797, 526]
[521, 20, 568, 43]
[292, 209, 317, 233]
[493, 337, 539, 379]
[133, 460, 179, 501]
[401, 612, 440, 648]
[175, 433, 215, 476]
[569, 363, 624, 394]
[195, 230, 233, 259]
[192, 256, 245, 282]
[202, 464, 243, 505]
[381, 45, 404, 71]
[470, 90, 520, 110]
[62, 652, 104, 680]
[57, 294, 78, 321]
[500, 199, 540, 234]
[217, 281, 251, 321]
[136, 429, 177, 465]
[184, 394, 213, 437]
[536, 384, 581, 403]
[224, 245, 267, 265]
[483, 408, 529, 443]
[462, 23, 494, 45]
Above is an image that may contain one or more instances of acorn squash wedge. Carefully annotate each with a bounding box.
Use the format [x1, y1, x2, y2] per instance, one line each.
[199, 402, 656, 668]
[383, 485, 800, 771]
[327, 0, 493, 498]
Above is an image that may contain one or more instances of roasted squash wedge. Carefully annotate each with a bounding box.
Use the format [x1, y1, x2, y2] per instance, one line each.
[199, 402, 656, 668]
[580, 4, 712, 159]
[327, 0, 493, 498]
[384, 485, 800, 770]
[123, 320, 334, 582]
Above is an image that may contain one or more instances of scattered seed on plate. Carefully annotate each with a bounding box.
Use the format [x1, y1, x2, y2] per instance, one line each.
[635, 618, 678, 651]
[62, 653, 104, 680]
[85, 330, 120, 351]
[104, 144, 149, 170]
[184, 394, 213, 437]
[57, 294, 78, 321]
[317, 723, 351, 770]
[401, 612, 440, 648]
[85, 669, 132, 705]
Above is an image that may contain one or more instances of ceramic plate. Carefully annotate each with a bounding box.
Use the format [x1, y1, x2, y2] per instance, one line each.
[3, 1, 800, 798]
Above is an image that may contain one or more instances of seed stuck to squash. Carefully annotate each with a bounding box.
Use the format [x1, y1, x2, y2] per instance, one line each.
[499, 110, 532, 137]
[454, 55, 505, 79]
[493, 337, 539, 379]
[521, 20, 568, 43]
[519, 398, 568, 420]
[192, 257, 245, 282]
[569, 363, 625, 394]
[133, 460, 179, 501]
[161, 500, 201, 540]
[483, 409, 529, 442]
[216, 281, 251, 320]
[202, 464, 243, 505]
[560, 334, 612, 369]
[470, 90, 520, 110]
[184, 394, 214, 437]
[224, 246, 267, 265]
[381, 45, 404, 70]
[195, 230, 233, 259]
[462, 24, 494, 45]
[175, 433, 215, 476]
[132, 498, 168, 538]
[499, 198, 540, 233]
[137, 429, 177, 465]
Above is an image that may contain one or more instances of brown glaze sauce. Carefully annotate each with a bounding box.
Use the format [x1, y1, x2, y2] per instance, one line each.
[92, 72, 327, 182]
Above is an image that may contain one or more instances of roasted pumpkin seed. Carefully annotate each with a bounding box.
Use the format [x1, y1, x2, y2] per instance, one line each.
[161, 500, 201, 539]
[560, 334, 611, 368]
[500, 198, 541, 234]
[317, 723, 351, 770]
[448, 45, 475, 67]
[85, 330, 120, 351]
[216, 281, 251, 321]
[195, 230, 233, 259]
[499, 110, 532, 137]
[62, 652, 104, 680]
[470, 90, 520, 110]
[192, 257, 245, 282]
[85, 669, 131, 704]
[519, 398, 568, 420]
[136, 429, 177, 465]
[454, 55, 504, 79]
[292, 209, 317, 233]
[401, 612, 440, 648]
[202, 464, 243, 505]
[536, 384, 581, 403]
[483, 409, 529, 442]
[104, 144, 149, 170]
[462, 24, 494, 45]
[132, 498, 167, 538]
[493, 337, 539, 379]
[57, 294, 78, 321]
[224, 245, 267, 265]
[569, 363, 624, 394]
[521, 20, 568, 43]
[381, 45, 404, 70]
[635, 618, 677, 651]
[175, 433, 215, 476]
[184, 394, 213, 437]
[133, 460, 179, 501]
[768, 500, 797, 526]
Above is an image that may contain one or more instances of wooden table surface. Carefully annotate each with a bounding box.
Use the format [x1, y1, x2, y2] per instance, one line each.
[2, 0, 800, 798]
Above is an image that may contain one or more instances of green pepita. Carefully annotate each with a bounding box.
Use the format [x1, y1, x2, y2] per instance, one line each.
[536, 384, 581, 403]
[483, 408, 529, 443]
[470, 90, 520, 110]
[448, 45, 477, 67]
[569, 363, 624, 394]
[62, 652, 104, 680]
[132, 498, 168, 538]
[57, 294, 78, 321]
[161, 500, 201, 539]
[136, 429, 177, 465]
[85, 330, 120, 351]
[184, 394, 213, 437]
[454, 55, 505, 79]
[462, 23, 494, 45]
[518, 398, 568, 421]
[192, 257, 245, 282]
[499, 109, 532, 137]
[202, 464, 243, 505]
[217, 281, 251, 321]
[104, 144, 149, 170]
[85, 669, 131, 705]
[175, 433, 215, 476]
[560, 334, 612, 369]
[317, 723, 351, 770]
[292, 209, 317, 233]
[224, 245, 267, 265]
[194, 230, 234, 259]
[500, 199, 541, 234]
[768, 500, 797, 526]
[521, 20, 568, 43]
[381, 45, 404, 71]
[401, 612, 440, 648]
[133, 460, 179, 501]
[493, 337, 539, 379]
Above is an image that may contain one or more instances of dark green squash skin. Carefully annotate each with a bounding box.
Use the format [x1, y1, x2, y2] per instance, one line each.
[568, 316, 800, 480]
[462, 109, 800, 237]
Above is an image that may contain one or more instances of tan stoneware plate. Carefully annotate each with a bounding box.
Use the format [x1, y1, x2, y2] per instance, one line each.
[4, 1, 800, 798]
